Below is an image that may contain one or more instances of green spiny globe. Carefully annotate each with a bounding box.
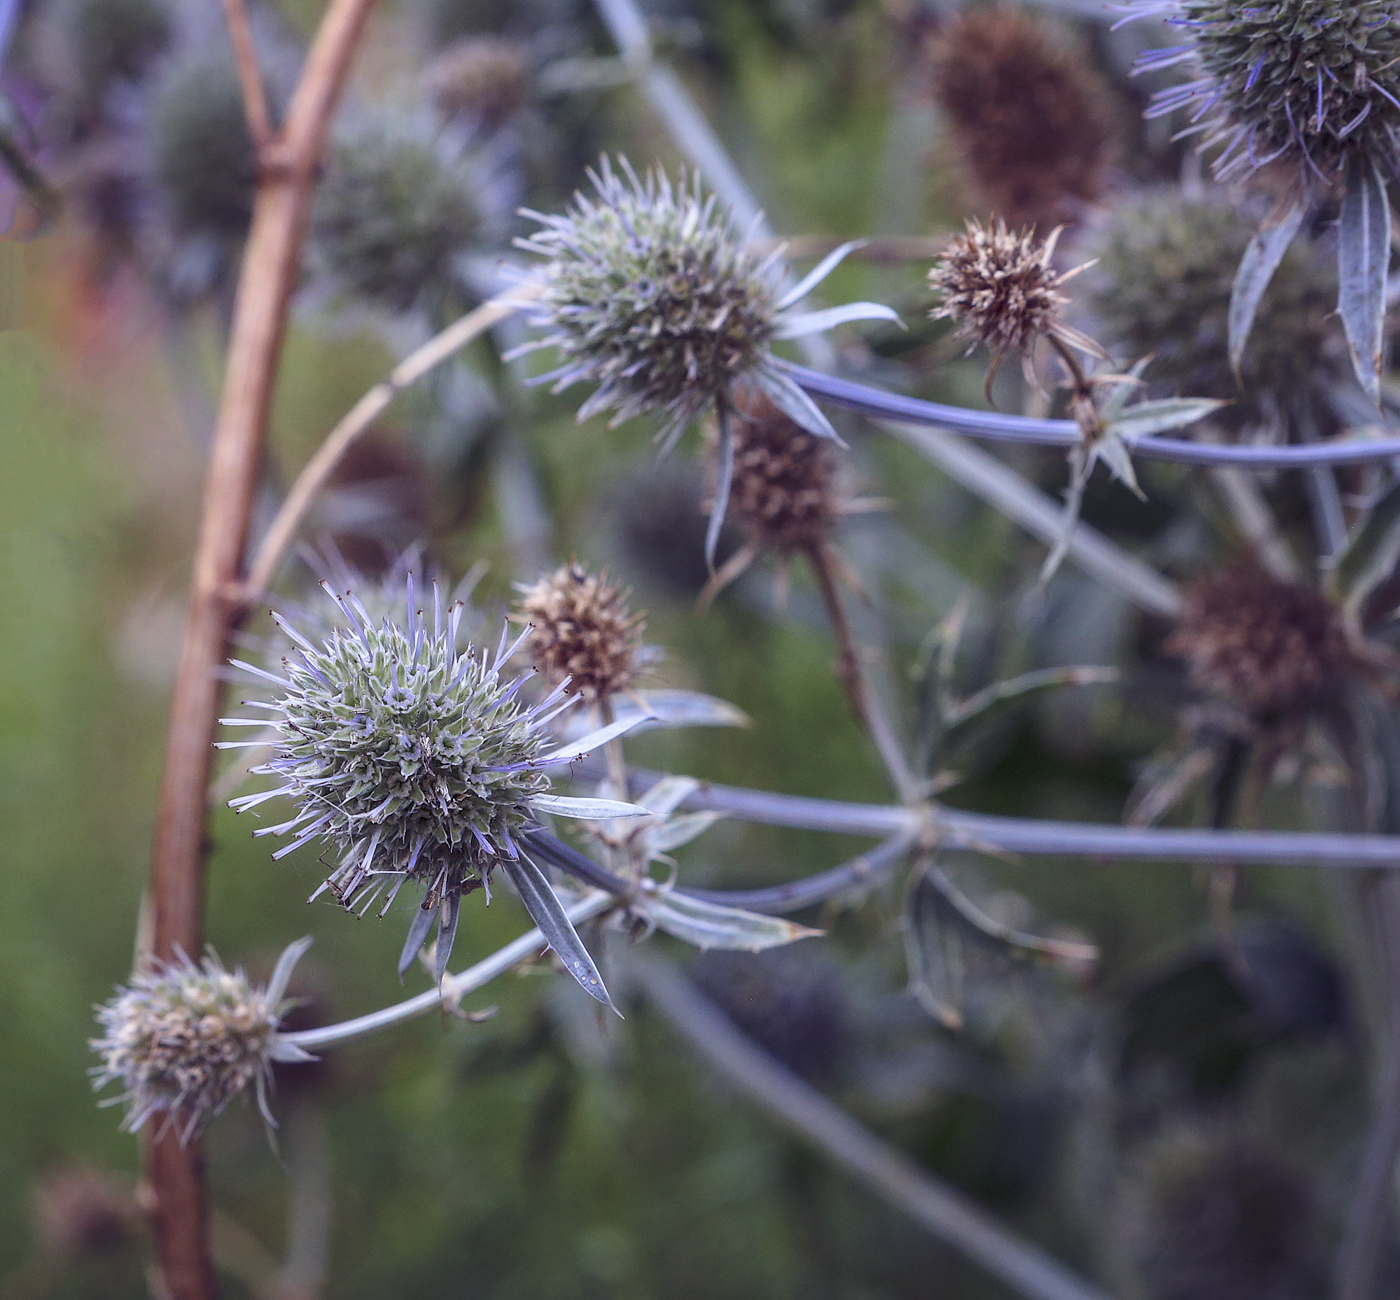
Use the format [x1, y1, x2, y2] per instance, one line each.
[1082, 192, 1336, 416]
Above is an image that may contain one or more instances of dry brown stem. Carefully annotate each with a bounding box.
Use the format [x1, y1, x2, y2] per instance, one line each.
[143, 1, 378, 1295]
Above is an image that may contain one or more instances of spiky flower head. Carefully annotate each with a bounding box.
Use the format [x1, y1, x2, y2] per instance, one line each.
[150, 53, 257, 239]
[1084, 192, 1336, 411]
[514, 157, 895, 450]
[90, 941, 311, 1144]
[1167, 565, 1354, 720]
[514, 563, 645, 702]
[927, 5, 1114, 229]
[424, 37, 531, 129]
[226, 577, 644, 980]
[1132, 0, 1400, 188]
[929, 218, 1094, 369]
[313, 112, 497, 312]
[725, 395, 841, 554]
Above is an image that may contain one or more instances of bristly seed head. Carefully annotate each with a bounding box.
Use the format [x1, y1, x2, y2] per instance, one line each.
[1167, 565, 1354, 720]
[423, 36, 531, 129]
[927, 5, 1114, 230]
[515, 563, 645, 702]
[1131, 0, 1400, 189]
[90, 943, 308, 1144]
[724, 395, 840, 554]
[929, 218, 1079, 360]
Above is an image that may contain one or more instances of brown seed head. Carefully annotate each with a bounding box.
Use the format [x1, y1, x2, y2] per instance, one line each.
[725, 396, 840, 553]
[927, 6, 1114, 230]
[1167, 566, 1353, 719]
[516, 563, 644, 701]
[423, 36, 530, 129]
[929, 218, 1070, 357]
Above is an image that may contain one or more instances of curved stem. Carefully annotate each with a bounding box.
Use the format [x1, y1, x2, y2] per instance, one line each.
[787, 363, 1400, 469]
[634, 957, 1116, 1300]
[144, 2, 377, 1295]
[281, 891, 613, 1050]
[241, 287, 539, 601]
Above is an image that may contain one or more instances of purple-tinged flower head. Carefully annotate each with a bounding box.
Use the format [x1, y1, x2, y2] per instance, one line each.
[90, 940, 312, 1144]
[225, 577, 648, 980]
[513, 157, 897, 564]
[1127, 0, 1400, 190]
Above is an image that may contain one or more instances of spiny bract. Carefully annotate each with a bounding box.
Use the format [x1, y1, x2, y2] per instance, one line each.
[1133, 0, 1400, 186]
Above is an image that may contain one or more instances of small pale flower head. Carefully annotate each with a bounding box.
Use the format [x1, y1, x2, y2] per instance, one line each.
[928, 217, 1073, 359]
[515, 563, 645, 702]
[90, 940, 310, 1143]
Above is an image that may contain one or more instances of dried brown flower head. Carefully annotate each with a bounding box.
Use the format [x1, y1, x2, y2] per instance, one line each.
[727, 395, 840, 554]
[516, 563, 645, 701]
[423, 37, 530, 129]
[928, 6, 1114, 230]
[1167, 566, 1353, 720]
[929, 219, 1097, 385]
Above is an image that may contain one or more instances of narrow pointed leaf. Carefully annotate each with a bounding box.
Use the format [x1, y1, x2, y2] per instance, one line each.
[775, 239, 866, 310]
[1092, 433, 1143, 498]
[433, 892, 462, 985]
[1229, 200, 1306, 377]
[647, 811, 725, 853]
[398, 900, 439, 979]
[530, 793, 650, 819]
[706, 398, 735, 571]
[539, 712, 653, 764]
[635, 890, 822, 951]
[556, 691, 749, 743]
[1338, 157, 1391, 406]
[944, 666, 1119, 733]
[773, 302, 902, 339]
[266, 936, 314, 1004]
[503, 856, 618, 1012]
[1107, 397, 1226, 441]
[1330, 478, 1400, 600]
[754, 367, 841, 442]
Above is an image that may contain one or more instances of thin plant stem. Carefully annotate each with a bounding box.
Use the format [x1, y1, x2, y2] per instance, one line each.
[221, 0, 274, 149]
[1334, 873, 1400, 1300]
[633, 957, 1116, 1300]
[241, 287, 539, 601]
[281, 892, 614, 1051]
[789, 363, 1400, 469]
[144, 2, 377, 1294]
[805, 542, 920, 803]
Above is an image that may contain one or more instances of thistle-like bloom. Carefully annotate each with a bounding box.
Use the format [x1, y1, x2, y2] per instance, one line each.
[514, 563, 645, 702]
[313, 111, 505, 312]
[927, 6, 1114, 229]
[1167, 566, 1354, 720]
[1129, 0, 1400, 188]
[514, 157, 897, 562]
[224, 578, 644, 990]
[929, 218, 1099, 391]
[90, 940, 312, 1144]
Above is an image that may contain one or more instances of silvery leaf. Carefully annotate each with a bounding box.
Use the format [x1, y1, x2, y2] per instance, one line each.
[1106, 397, 1226, 442]
[1229, 200, 1306, 378]
[635, 890, 822, 951]
[504, 856, 618, 1012]
[531, 793, 650, 819]
[775, 239, 866, 310]
[1338, 157, 1391, 406]
[773, 302, 902, 339]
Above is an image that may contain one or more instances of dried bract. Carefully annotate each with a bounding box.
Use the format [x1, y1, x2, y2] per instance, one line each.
[515, 563, 644, 702]
[1167, 566, 1353, 720]
[928, 6, 1113, 229]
